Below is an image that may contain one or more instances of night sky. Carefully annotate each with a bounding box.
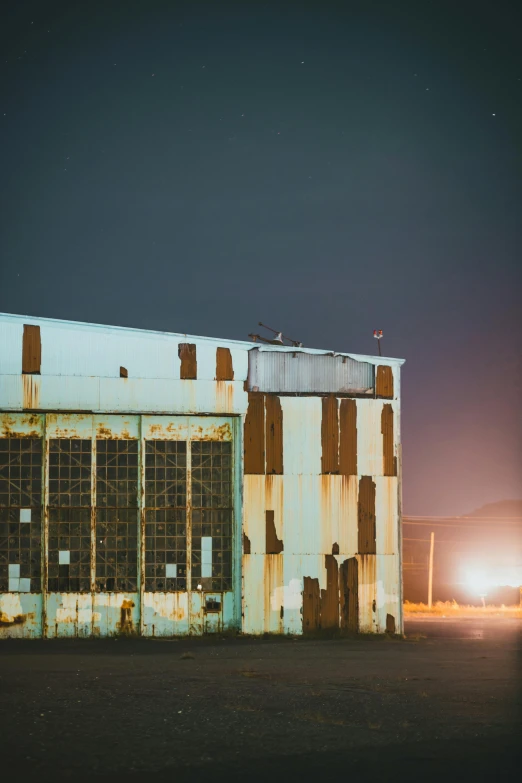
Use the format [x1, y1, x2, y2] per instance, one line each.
[1, 1, 521, 516]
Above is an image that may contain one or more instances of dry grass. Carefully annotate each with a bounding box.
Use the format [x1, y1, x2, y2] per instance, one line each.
[404, 600, 522, 618]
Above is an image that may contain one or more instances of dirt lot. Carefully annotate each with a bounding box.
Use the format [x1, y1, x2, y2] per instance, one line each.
[1, 618, 521, 783]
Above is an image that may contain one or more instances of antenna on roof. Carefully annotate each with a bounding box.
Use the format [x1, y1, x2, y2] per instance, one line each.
[249, 322, 303, 347]
[373, 329, 383, 357]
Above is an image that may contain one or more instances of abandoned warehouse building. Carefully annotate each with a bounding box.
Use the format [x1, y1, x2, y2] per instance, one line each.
[0, 313, 404, 638]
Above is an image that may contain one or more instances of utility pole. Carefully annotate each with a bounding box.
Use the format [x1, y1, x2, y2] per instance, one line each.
[428, 531, 435, 609]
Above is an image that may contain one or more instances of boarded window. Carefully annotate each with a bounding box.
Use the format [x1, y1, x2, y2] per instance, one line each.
[179, 343, 197, 380]
[339, 398, 357, 475]
[376, 365, 394, 398]
[216, 347, 234, 381]
[22, 325, 41, 374]
[357, 476, 376, 554]
[381, 403, 397, 476]
[244, 393, 265, 474]
[265, 510, 283, 554]
[265, 395, 283, 474]
[321, 396, 339, 474]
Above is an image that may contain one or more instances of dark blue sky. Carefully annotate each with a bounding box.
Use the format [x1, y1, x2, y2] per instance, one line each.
[1, 0, 521, 515]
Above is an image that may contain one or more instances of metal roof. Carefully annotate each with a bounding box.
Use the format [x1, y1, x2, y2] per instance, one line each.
[0, 312, 405, 367]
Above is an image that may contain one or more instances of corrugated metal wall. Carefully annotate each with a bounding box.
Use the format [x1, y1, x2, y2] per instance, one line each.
[247, 349, 375, 393]
[242, 394, 401, 635]
[0, 313, 403, 638]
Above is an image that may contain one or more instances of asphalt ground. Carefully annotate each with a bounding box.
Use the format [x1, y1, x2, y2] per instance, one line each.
[1, 617, 521, 783]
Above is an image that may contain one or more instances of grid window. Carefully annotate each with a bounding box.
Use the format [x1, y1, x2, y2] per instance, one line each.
[0, 437, 42, 593]
[47, 439, 92, 592]
[144, 441, 187, 591]
[48, 439, 91, 507]
[95, 440, 138, 592]
[191, 441, 232, 591]
[47, 508, 91, 592]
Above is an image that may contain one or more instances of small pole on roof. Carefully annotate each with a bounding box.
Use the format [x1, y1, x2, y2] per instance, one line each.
[373, 329, 383, 357]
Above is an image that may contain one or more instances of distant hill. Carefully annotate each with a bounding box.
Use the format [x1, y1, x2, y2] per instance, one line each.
[468, 500, 522, 518]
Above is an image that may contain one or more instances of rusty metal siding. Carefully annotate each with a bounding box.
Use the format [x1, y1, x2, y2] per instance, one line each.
[1, 314, 404, 638]
[339, 557, 358, 631]
[265, 395, 283, 475]
[381, 404, 396, 476]
[0, 412, 239, 638]
[216, 347, 234, 381]
[248, 349, 375, 394]
[321, 397, 339, 474]
[358, 476, 377, 555]
[376, 365, 394, 398]
[339, 398, 357, 475]
[22, 325, 41, 374]
[244, 394, 265, 474]
[265, 510, 283, 554]
[179, 343, 197, 380]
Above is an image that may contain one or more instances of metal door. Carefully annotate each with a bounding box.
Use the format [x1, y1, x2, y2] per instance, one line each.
[0, 413, 239, 638]
[140, 415, 238, 636]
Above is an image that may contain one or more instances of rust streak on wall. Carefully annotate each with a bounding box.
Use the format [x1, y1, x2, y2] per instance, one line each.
[339, 398, 357, 475]
[381, 403, 397, 476]
[178, 343, 197, 379]
[340, 557, 359, 632]
[118, 600, 135, 635]
[321, 396, 339, 474]
[302, 577, 320, 633]
[265, 510, 283, 554]
[216, 347, 234, 380]
[244, 393, 265, 474]
[22, 324, 41, 374]
[243, 532, 251, 554]
[265, 395, 283, 475]
[22, 375, 40, 410]
[320, 554, 339, 629]
[376, 365, 394, 398]
[0, 613, 26, 627]
[358, 476, 376, 554]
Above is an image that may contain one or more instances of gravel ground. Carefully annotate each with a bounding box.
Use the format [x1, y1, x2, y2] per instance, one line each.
[1, 618, 521, 782]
